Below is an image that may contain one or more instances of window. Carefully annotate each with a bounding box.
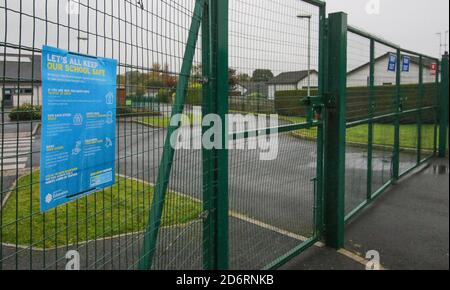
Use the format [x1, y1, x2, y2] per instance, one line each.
[4, 88, 33, 94]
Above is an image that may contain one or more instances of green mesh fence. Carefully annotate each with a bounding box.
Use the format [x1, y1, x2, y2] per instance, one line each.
[0, 0, 205, 270]
[0, 0, 445, 271]
[228, 0, 323, 269]
[344, 28, 442, 221]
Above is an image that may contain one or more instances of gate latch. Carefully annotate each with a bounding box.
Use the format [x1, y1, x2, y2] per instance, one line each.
[301, 95, 324, 123]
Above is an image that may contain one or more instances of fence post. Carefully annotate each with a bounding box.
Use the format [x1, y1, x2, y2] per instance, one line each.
[434, 59, 440, 155]
[367, 39, 375, 200]
[323, 12, 347, 249]
[417, 56, 424, 164]
[439, 54, 449, 157]
[207, 0, 229, 270]
[202, 0, 214, 270]
[392, 49, 402, 182]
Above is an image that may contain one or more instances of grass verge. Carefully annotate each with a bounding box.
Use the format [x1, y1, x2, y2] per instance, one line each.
[1, 171, 202, 248]
[280, 116, 441, 151]
[138, 113, 201, 128]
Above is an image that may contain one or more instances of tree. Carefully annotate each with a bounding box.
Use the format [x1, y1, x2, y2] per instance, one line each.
[237, 73, 251, 83]
[191, 64, 202, 79]
[252, 69, 274, 82]
[161, 63, 177, 88]
[229, 68, 238, 90]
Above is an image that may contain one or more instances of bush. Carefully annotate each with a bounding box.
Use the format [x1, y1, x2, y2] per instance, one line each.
[9, 103, 42, 121]
[185, 87, 202, 106]
[156, 88, 173, 104]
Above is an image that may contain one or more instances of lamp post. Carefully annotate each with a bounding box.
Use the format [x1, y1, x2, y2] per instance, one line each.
[437, 32, 442, 57]
[297, 14, 312, 97]
[445, 30, 449, 54]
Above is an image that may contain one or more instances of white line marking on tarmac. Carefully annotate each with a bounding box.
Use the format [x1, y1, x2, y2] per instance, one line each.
[338, 248, 387, 270]
[2, 157, 28, 163]
[1, 164, 27, 170]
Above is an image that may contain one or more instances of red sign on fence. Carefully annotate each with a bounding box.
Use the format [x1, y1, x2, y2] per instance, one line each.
[431, 63, 437, 75]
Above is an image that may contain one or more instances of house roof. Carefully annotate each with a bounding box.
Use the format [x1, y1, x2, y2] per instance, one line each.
[0, 54, 42, 83]
[267, 70, 317, 85]
[347, 52, 437, 75]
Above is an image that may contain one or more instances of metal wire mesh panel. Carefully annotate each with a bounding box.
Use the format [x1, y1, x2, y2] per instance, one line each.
[421, 57, 440, 161]
[229, 0, 320, 117]
[398, 112, 418, 174]
[346, 32, 370, 122]
[345, 31, 370, 215]
[0, 0, 204, 270]
[228, 0, 321, 269]
[228, 131, 318, 270]
[398, 52, 420, 175]
[369, 42, 396, 194]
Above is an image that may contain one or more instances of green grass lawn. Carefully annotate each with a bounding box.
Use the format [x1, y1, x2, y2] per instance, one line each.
[139, 113, 201, 128]
[280, 116, 441, 151]
[1, 171, 202, 248]
[139, 112, 444, 151]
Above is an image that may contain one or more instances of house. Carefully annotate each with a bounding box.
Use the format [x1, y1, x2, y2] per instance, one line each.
[235, 81, 269, 98]
[147, 88, 159, 98]
[0, 54, 42, 108]
[347, 52, 438, 87]
[267, 70, 318, 100]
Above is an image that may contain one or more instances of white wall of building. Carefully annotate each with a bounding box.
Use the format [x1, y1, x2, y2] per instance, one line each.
[347, 55, 436, 87]
[296, 72, 319, 90]
[268, 72, 319, 100]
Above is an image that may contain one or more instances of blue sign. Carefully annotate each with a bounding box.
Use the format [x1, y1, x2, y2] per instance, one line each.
[40, 46, 117, 213]
[388, 53, 397, 72]
[402, 56, 411, 72]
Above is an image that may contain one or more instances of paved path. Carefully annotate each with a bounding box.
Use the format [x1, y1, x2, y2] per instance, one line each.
[282, 158, 449, 270]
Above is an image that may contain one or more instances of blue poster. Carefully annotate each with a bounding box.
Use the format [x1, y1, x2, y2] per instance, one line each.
[402, 56, 411, 72]
[388, 53, 397, 72]
[40, 46, 117, 213]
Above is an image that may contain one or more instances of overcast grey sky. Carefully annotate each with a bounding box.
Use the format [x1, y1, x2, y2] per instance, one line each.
[326, 0, 449, 58]
[1, 0, 448, 76]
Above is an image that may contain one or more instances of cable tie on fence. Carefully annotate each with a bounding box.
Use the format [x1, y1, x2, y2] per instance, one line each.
[199, 210, 209, 221]
[200, 77, 209, 85]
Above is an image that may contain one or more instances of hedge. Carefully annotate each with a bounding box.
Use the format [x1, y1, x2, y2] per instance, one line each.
[9, 103, 42, 121]
[274, 83, 438, 123]
[185, 88, 202, 106]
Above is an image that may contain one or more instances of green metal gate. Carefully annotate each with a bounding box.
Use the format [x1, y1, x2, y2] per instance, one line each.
[344, 26, 444, 223]
[0, 0, 448, 270]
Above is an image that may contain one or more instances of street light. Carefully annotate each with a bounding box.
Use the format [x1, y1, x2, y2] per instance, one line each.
[437, 31, 449, 57]
[297, 14, 312, 97]
[445, 30, 449, 55]
[437, 32, 442, 57]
